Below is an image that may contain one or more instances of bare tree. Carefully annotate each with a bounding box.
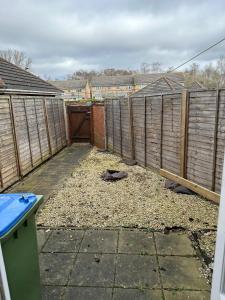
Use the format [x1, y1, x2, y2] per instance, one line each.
[67, 68, 136, 80]
[166, 66, 174, 72]
[140, 62, 150, 74]
[216, 56, 225, 88]
[141, 62, 163, 73]
[184, 57, 225, 88]
[188, 63, 199, 80]
[149, 62, 162, 73]
[0, 49, 32, 70]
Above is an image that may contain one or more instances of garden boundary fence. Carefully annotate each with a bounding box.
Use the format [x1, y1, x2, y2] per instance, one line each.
[105, 89, 225, 203]
[0, 95, 67, 192]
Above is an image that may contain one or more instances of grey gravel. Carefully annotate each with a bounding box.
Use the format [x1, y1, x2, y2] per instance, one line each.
[37, 149, 218, 231]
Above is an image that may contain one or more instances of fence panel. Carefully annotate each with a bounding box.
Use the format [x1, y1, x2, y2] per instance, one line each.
[215, 90, 225, 193]
[105, 89, 225, 202]
[35, 98, 51, 160]
[132, 97, 145, 166]
[113, 99, 122, 155]
[45, 98, 57, 154]
[146, 95, 162, 170]
[0, 96, 19, 190]
[186, 90, 217, 190]
[11, 96, 33, 175]
[0, 95, 67, 190]
[53, 99, 62, 151]
[105, 100, 113, 151]
[58, 99, 67, 147]
[25, 98, 42, 167]
[120, 98, 132, 159]
[161, 93, 182, 175]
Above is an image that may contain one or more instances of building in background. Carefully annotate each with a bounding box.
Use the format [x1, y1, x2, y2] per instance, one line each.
[50, 72, 185, 101]
[90, 75, 134, 99]
[50, 79, 91, 101]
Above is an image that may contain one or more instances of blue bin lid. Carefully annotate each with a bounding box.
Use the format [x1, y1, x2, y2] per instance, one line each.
[0, 193, 37, 237]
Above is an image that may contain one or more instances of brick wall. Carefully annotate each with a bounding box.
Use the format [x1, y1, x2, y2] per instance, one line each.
[91, 103, 105, 149]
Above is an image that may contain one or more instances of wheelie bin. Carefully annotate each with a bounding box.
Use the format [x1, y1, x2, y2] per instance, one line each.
[0, 193, 43, 300]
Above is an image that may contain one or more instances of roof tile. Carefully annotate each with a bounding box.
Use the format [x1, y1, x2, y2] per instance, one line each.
[0, 58, 61, 94]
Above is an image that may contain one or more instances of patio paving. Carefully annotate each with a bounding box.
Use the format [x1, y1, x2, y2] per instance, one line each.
[9, 143, 91, 198]
[6, 145, 211, 299]
[38, 228, 210, 300]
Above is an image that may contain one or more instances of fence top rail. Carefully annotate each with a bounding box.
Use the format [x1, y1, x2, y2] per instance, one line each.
[104, 88, 225, 103]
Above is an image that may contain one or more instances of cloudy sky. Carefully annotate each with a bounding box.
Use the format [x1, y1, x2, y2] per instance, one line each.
[0, 0, 224, 79]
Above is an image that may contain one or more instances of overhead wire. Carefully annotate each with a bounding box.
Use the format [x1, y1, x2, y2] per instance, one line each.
[169, 37, 225, 72]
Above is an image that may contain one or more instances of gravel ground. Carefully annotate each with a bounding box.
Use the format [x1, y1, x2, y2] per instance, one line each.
[37, 148, 218, 231]
[199, 231, 217, 261]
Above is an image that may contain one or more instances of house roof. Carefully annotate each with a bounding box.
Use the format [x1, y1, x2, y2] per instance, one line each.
[0, 58, 61, 94]
[91, 75, 134, 87]
[186, 80, 206, 89]
[133, 72, 184, 85]
[131, 76, 184, 97]
[90, 72, 184, 87]
[50, 79, 87, 90]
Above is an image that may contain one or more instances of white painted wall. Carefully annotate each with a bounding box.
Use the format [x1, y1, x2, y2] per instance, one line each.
[211, 152, 225, 299]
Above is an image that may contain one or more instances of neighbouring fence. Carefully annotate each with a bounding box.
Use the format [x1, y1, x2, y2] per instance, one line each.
[105, 89, 225, 203]
[0, 95, 67, 191]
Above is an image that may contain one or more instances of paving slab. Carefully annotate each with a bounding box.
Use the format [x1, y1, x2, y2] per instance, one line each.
[37, 229, 210, 296]
[41, 286, 64, 300]
[37, 229, 52, 252]
[158, 256, 209, 290]
[42, 229, 84, 253]
[164, 290, 210, 300]
[118, 230, 155, 255]
[115, 254, 160, 289]
[39, 253, 75, 285]
[69, 253, 116, 287]
[79, 230, 118, 253]
[154, 232, 195, 256]
[113, 288, 163, 300]
[10, 144, 91, 197]
[64, 287, 113, 300]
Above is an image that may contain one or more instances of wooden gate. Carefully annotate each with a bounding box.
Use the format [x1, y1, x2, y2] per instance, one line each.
[67, 105, 91, 143]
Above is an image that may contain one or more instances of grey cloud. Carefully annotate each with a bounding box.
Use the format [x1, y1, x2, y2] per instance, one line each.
[0, 0, 224, 78]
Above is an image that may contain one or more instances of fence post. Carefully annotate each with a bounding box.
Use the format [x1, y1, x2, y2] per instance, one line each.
[112, 100, 114, 153]
[180, 90, 189, 178]
[104, 101, 108, 150]
[51, 98, 58, 151]
[43, 98, 52, 155]
[160, 94, 164, 168]
[56, 99, 63, 148]
[212, 89, 220, 191]
[0, 125, 3, 188]
[9, 96, 22, 178]
[0, 153, 3, 189]
[33, 98, 43, 162]
[128, 96, 135, 160]
[23, 98, 34, 168]
[119, 99, 123, 157]
[144, 96, 147, 167]
[90, 104, 94, 146]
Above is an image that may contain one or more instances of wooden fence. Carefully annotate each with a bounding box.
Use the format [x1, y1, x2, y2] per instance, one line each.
[0, 95, 67, 191]
[105, 89, 225, 203]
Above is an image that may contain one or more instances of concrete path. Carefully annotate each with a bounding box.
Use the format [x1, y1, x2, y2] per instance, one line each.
[9, 144, 91, 198]
[38, 228, 210, 300]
